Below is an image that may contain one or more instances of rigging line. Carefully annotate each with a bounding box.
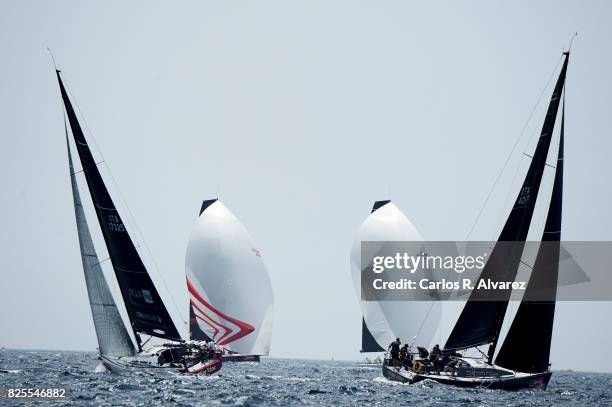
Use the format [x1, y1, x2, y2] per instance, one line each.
[568, 32, 578, 53]
[464, 55, 564, 241]
[59, 72, 187, 326]
[475, 346, 488, 359]
[93, 257, 111, 267]
[140, 335, 153, 348]
[521, 153, 556, 168]
[491, 150, 524, 242]
[491, 91, 549, 242]
[413, 301, 436, 345]
[46, 47, 58, 70]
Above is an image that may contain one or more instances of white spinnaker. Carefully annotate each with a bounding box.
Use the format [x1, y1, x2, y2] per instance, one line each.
[185, 201, 273, 355]
[350, 202, 441, 350]
[67, 137, 136, 357]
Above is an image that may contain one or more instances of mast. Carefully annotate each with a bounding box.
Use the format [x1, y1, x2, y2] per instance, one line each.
[495, 90, 565, 372]
[56, 71, 181, 346]
[66, 124, 136, 357]
[444, 53, 569, 363]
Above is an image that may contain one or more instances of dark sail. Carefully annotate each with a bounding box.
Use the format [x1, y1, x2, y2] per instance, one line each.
[444, 53, 569, 358]
[189, 303, 212, 341]
[371, 200, 391, 213]
[359, 200, 392, 352]
[495, 95, 565, 372]
[200, 199, 218, 215]
[360, 200, 391, 352]
[361, 317, 385, 352]
[56, 71, 181, 343]
[189, 200, 217, 341]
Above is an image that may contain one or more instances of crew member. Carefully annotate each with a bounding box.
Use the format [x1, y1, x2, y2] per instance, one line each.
[388, 338, 401, 366]
[399, 344, 408, 362]
[402, 348, 413, 369]
[430, 344, 442, 371]
[208, 339, 223, 359]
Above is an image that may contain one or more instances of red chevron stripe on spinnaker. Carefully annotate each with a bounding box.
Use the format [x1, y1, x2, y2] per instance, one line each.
[191, 300, 222, 339]
[190, 291, 234, 343]
[186, 277, 255, 345]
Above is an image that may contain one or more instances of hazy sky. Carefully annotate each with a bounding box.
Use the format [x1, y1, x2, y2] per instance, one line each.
[1, 1, 611, 372]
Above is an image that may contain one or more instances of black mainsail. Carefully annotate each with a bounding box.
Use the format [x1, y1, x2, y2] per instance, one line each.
[361, 317, 385, 352]
[494, 95, 565, 372]
[56, 71, 181, 346]
[444, 53, 569, 361]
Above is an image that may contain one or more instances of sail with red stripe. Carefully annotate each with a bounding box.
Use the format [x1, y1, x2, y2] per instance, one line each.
[185, 200, 274, 355]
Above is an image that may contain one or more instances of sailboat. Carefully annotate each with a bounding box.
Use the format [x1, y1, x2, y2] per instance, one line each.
[351, 201, 441, 354]
[185, 199, 274, 362]
[56, 69, 221, 375]
[383, 50, 570, 390]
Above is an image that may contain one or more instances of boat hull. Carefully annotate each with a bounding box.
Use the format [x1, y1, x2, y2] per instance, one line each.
[382, 361, 552, 390]
[179, 358, 222, 374]
[99, 354, 222, 375]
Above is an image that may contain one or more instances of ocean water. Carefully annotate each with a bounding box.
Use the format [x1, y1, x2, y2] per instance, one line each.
[0, 349, 611, 406]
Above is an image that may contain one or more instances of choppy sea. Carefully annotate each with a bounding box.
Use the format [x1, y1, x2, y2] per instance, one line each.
[1, 349, 611, 406]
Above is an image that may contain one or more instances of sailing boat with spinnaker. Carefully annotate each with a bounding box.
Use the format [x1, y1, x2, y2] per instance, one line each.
[185, 199, 274, 362]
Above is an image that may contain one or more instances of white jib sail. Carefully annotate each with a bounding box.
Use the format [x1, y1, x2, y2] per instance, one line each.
[350, 201, 441, 351]
[185, 200, 274, 355]
[67, 136, 136, 357]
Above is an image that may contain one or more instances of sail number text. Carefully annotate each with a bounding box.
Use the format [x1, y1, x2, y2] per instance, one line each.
[107, 214, 126, 232]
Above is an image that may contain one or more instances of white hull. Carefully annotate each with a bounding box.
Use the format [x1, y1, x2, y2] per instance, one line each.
[99, 354, 222, 375]
[98, 343, 222, 375]
[99, 354, 174, 372]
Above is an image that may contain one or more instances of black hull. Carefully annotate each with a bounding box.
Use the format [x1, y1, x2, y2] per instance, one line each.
[221, 354, 261, 363]
[382, 361, 552, 391]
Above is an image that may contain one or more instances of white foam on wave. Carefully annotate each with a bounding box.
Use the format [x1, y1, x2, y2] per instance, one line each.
[247, 374, 316, 382]
[418, 378, 441, 387]
[373, 376, 409, 386]
[283, 376, 315, 382]
[233, 395, 249, 406]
